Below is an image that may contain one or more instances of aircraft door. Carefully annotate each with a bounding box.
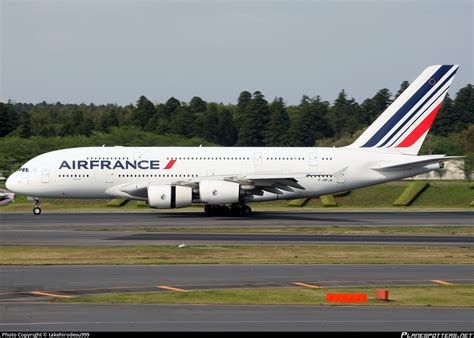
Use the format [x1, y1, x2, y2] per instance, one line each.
[106, 171, 115, 183]
[254, 152, 262, 166]
[41, 169, 49, 183]
[309, 152, 318, 166]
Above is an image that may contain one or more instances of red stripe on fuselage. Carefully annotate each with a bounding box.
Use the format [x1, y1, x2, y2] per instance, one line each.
[164, 159, 177, 169]
[396, 101, 443, 148]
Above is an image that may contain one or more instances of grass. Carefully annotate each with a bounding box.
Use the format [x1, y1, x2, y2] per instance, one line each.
[1, 244, 473, 265]
[393, 181, 430, 206]
[320, 195, 338, 207]
[412, 180, 474, 208]
[53, 285, 474, 307]
[131, 226, 474, 236]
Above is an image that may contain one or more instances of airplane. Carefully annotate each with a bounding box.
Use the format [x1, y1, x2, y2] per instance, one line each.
[6, 65, 463, 216]
[0, 189, 15, 205]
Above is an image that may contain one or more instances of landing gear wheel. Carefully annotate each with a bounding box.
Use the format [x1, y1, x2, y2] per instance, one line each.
[32, 198, 41, 215]
[204, 205, 216, 216]
[242, 205, 252, 216]
[230, 204, 252, 216]
[204, 205, 232, 216]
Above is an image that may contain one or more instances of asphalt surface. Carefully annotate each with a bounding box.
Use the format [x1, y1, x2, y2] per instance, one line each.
[1, 212, 472, 331]
[0, 211, 473, 245]
[1, 264, 472, 301]
[2, 211, 473, 229]
[1, 303, 472, 331]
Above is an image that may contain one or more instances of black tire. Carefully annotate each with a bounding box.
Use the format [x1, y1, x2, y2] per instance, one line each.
[242, 205, 252, 216]
[33, 207, 41, 215]
[204, 205, 215, 216]
[219, 205, 231, 216]
[230, 205, 241, 216]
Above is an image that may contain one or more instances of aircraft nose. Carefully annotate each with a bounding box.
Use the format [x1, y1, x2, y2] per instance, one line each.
[5, 173, 18, 192]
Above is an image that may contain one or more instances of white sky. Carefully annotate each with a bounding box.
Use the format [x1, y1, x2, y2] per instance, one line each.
[1, 0, 473, 105]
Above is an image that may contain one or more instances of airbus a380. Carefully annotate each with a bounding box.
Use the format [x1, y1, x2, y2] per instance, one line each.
[6, 65, 463, 216]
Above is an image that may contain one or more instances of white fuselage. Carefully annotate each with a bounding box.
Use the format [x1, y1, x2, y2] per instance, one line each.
[6, 146, 437, 204]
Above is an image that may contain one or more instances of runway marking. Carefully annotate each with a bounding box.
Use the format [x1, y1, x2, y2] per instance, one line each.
[29, 291, 77, 299]
[291, 282, 322, 289]
[431, 280, 453, 285]
[156, 285, 189, 292]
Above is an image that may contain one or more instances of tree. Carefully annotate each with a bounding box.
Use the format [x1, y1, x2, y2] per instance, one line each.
[18, 111, 32, 138]
[431, 93, 454, 136]
[361, 88, 392, 124]
[198, 104, 220, 143]
[419, 134, 464, 155]
[0, 103, 18, 137]
[80, 116, 95, 136]
[288, 96, 332, 146]
[394, 81, 410, 100]
[96, 108, 120, 133]
[164, 97, 181, 116]
[452, 84, 474, 132]
[216, 108, 237, 146]
[264, 97, 290, 146]
[234, 90, 252, 132]
[327, 90, 364, 137]
[456, 125, 474, 179]
[71, 110, 85, 135]
[169, 106, 195, 137]
[237, 91, 270, 146]
[135, 96, 156, 129]
[189, 96, 207, 114]
[237, 91, 252, 111]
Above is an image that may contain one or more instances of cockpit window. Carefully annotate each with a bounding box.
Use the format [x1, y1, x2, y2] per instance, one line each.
[19, 168, 29, 172]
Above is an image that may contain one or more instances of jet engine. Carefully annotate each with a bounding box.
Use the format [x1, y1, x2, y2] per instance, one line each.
[199, 180, 240, 204]
[147, 184, 192, 208]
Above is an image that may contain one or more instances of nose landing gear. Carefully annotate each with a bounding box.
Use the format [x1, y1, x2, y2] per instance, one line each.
[33, 198, 41, 215]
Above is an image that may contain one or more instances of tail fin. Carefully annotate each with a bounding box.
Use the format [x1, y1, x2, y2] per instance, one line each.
[348, 65, 459, 155]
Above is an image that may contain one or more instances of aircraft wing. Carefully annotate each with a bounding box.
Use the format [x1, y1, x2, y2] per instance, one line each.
[107, 172, 315, 199]
[371, 156, 464, 172]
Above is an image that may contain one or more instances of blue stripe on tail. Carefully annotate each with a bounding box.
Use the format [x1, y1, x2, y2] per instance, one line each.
[362, 65, 453, 147]
[378, 68, 457, 147]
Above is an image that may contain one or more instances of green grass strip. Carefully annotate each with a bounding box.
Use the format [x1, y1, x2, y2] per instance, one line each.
[321, 195, 337, 207]
[106, 199, 130, 207]
[393, 181, 430, 206]
[287, 198, 310, 207]
[54, 285, 474, 307]
[1, 245, 472, 265]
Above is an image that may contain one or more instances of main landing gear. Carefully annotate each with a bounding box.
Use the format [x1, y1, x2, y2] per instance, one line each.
[33, 198, 41, 215]
[204, 204, 252, 217]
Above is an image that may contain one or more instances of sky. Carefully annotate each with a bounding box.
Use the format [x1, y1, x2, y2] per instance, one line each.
[1, 0, 473, 106]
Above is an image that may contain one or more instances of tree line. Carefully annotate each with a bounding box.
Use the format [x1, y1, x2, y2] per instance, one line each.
[0, 82, 473, 156]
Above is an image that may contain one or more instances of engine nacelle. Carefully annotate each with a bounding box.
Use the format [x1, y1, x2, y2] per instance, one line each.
[147, 184, 192, 209]
[199, 180, 240, 204]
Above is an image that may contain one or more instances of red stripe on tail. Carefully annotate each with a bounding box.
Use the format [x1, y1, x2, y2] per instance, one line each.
[396, 101, 443, 148]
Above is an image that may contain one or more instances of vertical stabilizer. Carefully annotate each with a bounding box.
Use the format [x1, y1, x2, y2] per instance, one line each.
[348, 65, 459, 155]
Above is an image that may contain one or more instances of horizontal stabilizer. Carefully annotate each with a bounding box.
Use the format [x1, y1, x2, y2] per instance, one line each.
[371, 156, 464, 172]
